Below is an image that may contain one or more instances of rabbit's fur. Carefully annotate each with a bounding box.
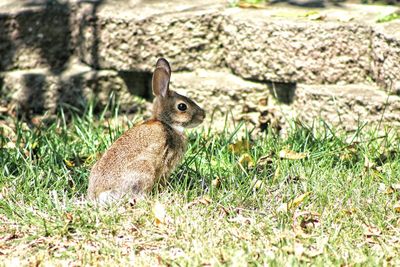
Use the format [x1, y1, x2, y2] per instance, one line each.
[87, 58, 205, 203]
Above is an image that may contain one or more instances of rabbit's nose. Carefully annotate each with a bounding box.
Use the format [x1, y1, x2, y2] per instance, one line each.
[200, 109, 206, 120]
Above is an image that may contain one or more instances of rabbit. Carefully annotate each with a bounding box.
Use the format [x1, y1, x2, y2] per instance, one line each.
[87, 58, 205, 203]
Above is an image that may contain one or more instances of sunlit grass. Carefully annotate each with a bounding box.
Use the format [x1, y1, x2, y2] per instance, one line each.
[1, 105, 400, 266]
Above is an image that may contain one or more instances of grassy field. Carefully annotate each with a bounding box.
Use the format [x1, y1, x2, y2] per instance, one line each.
[1, 106, 400, 266]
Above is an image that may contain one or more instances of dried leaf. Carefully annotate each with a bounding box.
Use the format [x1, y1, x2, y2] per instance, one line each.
[288, 192, 311, 210]
[363, 224, 381, 237]
[257, 155, 273, 167]
[64, 159, 75, 168]
[65, 213, 73, 222]
[238, 153, 254, 168]
[0, 122, 16, 138]
[394, 202, 400, 213]
[218, 205, 229, 217]
[211, 177, 221, 188]
[340, 143, 358, 160]
[228, 214, 254, 225]
[228, 140, 250, 154]
[31, 116, 43, 127]
[385, 184, 400, 195]
[0, 106, 8, 113]
[3, 141, 16, 149]
[198, 196, 212, 205]
[252, 179, 263, 190]
[279, 149, 307, 160]
[364, 155, 375, 169]
[186, 196, 212, 208]
[153, 202, 167, 226]
[293, 211, 321, 234]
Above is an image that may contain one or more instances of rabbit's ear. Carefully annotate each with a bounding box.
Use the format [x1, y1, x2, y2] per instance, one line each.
[152, 58, 171, 98]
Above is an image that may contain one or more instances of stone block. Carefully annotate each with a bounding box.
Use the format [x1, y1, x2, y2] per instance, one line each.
[0, 3, 74, 72]
[0, 64, 134, 116]
[220, 8, 372, 84]
[371, 21, 400, 94]
[293, 83, 400, 130]
[76, 0, 225, 72]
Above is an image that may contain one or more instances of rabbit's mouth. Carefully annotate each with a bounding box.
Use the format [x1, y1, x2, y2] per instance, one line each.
[186, 113, 205, 128]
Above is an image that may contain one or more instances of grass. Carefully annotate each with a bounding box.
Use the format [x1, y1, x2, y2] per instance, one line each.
[1, 105, 400, 266]
[377, 10, 400, 22]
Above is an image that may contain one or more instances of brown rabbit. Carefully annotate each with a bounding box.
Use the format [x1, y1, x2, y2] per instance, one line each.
[88, 58, 205, 203]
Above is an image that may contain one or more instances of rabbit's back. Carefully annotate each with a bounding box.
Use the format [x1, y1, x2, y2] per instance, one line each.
[88, 119, 186, 200]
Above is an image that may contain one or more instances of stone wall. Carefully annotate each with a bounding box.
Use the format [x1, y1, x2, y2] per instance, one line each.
[0, 0, 399, 131]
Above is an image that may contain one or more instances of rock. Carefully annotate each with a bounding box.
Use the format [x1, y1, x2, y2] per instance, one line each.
[171, 69, 271, 131]
[220, 8, 371, 84]
[292, 83, 400, 131]
[371, 20, 400, 95]
[0, 2, 74, 72]
[75, 0, 226, 72]
[0, 0, 400, 132]
[0, 63, 136, 116]
[1, 0, 400, 89]
[171, 71, 400, 132]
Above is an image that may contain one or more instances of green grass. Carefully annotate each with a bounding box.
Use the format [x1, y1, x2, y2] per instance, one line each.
[1, 105, 400, 266]
[377, 10, 400, 22]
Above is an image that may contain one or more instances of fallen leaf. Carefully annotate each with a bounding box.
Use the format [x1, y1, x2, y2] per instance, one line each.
[394, 202, 400, 213]
[364, 155, 375, 169]
[341, 208, 356, 215]
[363, 225, 380, 237]
[65, 213, 73, 222]
[229, 140, 250, 154]
[31, 116, 43, 127]
[198, 196, 212, 205]
[0, 122, 16, 138]
[293, 211, 321, 234]
[279, 149, 307, 160]
[252, 179, 263, 190]
[257, 155, 273, 167]
[0, 106, 8, 113]
[218, 205, 230, 217]
[2, 142, 16, 149]
[228, 214, 254, 225]
[363, 224, 381, 240]
[238, 153, 254, 168]
[211, 177, 221, 188]
[288, 192, 311, 210]
[64, 159, 75, 168]
[153, 202, 167, 226]
[385, 184, 400, 195]
[339, 144, 358, 161]
[186, 196, 212, 208]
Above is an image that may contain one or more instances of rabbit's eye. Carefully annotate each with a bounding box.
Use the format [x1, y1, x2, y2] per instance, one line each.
[177, 103, 187, 111]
